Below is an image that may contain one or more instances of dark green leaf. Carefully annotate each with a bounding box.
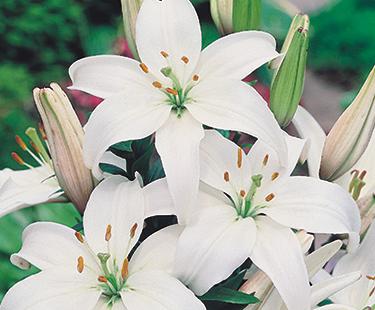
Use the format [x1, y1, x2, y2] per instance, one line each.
[110, 141, 133, 153]
[223, 270, 247, 290]
[99, 163, 129, 177]
[200, 286, 259, 305]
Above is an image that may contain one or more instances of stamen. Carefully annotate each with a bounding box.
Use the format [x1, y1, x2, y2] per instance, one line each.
[193, 74, 199, 81]
[75, 231, 84, 243]
[152, 81, 162, 89]
[105, 224, 112, 242]
[359, 170, 367, 180]
[370, 286, 375, 297]
[265, 193, 275, 202]
[121, 258, 129, 280]
[11, 152, 25, 166]
[139, 63, 149, 73]
[271, 172, 279, 181]
[130, 223, 138, 239]
[181, 56, 189, 64]
[38, 122, 47, 140]
[240, 190, 246, 197]
[15, 135, 27, 151]
[77, 256, 84, 273]
[161, 51, 169, 58]
[263, 154, 269, 166]
[166, 88, 178, 96]
[367, 275, 375, 280]
[30, 141, 40, 154]
[98, 276, 108, 283]
[224, 171, 230, 182]
[237, 148, 243, 168]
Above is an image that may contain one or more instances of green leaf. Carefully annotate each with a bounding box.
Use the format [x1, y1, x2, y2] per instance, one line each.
[233, 0, 262, 32]
[200, 286, 259, 305]
[110, 141, 133, 153]
[99, 163, 129, 178]
[223, 270, 247, 290]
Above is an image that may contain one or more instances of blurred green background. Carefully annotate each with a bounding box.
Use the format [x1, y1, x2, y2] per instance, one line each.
[0, 0, 374, 303]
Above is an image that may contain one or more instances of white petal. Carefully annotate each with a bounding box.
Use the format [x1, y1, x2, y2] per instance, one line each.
[196, 31, 279, 80]
[1, 268, 101, 310]
[83, 92, 171, 179]
[155, 112, 204, 224]
[136, 0, 201, 85]
[83, 176, 145, 266]
[292, 106, 326, 178]
[174, 205, 256, 296]
[10, 222, 98, 272]
[143, 178, 176, 218]
[200, 129, 252, 203]
[261, 176, 361, 251]
[0, 167, 62, 217]
[310, 272, 361, 307]
[94, 298, 126, 310]
[122, 270, 205, 310]
[69, 55, 153, 99]
[129, 224, 183, 274]
[250, 216, 310, 310]
[187, 79, 287, 166]
[317, 305, 357, 310]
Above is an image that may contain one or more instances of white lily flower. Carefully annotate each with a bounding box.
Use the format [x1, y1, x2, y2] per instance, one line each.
[1, 175, 203, 310]
[319, 221, 375, 310]
[69, 0, 287, 223]
[293, 105, 375, 200]
[173, 130, 360, 310]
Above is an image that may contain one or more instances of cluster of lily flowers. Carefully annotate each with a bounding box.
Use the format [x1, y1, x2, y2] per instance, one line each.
[1, 0, 375, 309]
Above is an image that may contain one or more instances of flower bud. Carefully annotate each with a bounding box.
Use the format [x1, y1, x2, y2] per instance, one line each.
[270, 14, 309, 128]
[320, 66, 375, 181]
[121, 0, 143, 59]
[210, 0, 261, 35]
[33, 83, 94, 212]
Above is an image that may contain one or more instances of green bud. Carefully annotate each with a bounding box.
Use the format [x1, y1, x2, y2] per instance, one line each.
[210, 0, 261, 35]
[121, 0, 143, 60]
[270, 14, 309, 128]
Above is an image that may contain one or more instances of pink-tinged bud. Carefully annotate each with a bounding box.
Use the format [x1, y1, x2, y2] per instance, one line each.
[33, 83, 94, 213]
[321, 66, 375, 180]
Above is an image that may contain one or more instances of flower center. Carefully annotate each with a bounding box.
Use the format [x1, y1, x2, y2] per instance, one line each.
[140, 51, 200, 117]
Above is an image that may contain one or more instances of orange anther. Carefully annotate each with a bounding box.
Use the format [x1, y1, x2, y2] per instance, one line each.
[240, 190, 246, 197]
[130, 223, 138, 238]
[11, 152, 25, 166]
[237, 148, 243, 168]
[224, 171, 230, 182]
[161, 51, 169, 58]
[166, 88, 178, 96]
[139, 63, 149, 73]
[15, 135, 27, 151]
[152, 81, 162, 89]
[265, 193, 275, 202]
[263, 154, 269, 166]
[98, 276, 108, 283]
[105, 225, 112, 242]
[77, 256, 84, 273]
[193, 74, 199, 81]
[75, 231, 84, 243]
[181, 56, 189, 64]
[271, 172, 279, 181]
[121, 258, 129, 280]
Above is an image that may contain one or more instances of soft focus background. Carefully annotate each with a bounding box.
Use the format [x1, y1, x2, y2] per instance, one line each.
[0, 0, 374, 302]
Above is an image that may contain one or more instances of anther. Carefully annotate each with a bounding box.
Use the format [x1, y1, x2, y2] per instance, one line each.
[15, 135, 27, 151]
[265, 193, 275, 202]
[130, 223, 138, 238]
[367, 275, 375, 280]
[271, 172, 279, 181]
[237, 148, 243, 168]
[193, 74, 199, 81]
[105, 224, 112, 241]
[11, 152, 25, 166]
[152, 81, 162, 89]
[75, 231, 84, 243]
[240, 190, 246, 197]
[359, 170, 367, 180]
[161, 51, 169, 58]
[30, 141, 40, 154]
[98, 276, 108, 283]
[77, 256, 84, 273]
[224, 171, 230, 182]
[38, 122, 47, 140]
[139, 63, 149, 73]
[181, 56, 189, 64]
[121, 258, 129, 280]
[263, 154, 269, 166]
[166, 88, 178, 96]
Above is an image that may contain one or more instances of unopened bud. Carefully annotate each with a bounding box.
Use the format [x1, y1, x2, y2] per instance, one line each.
[121, 0, 143, 59]
[210, 0, 261, 35]
[320, 66, 375, 180]
[270, 14, 309, 128]
[33, 83, 94, 213]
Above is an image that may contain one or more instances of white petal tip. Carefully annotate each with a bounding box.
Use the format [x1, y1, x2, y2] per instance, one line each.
[10, 254, 31, 270]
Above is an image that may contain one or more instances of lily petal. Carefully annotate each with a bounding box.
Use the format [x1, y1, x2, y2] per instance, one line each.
[155, 111, 204, 224]
[317, 305, 357, 310]
[250, 216, 310, 310]
[187, 78, 287, 166]
[1, 268, 101, 310]
[261, 177, 361, 251]
[83, 92, 171, 179]
[196, 31, 279, 80]
[83, 176, 145, 265]
[135, 0, 201, 85]
[69, 55, 153, 99]
[174, 205, 256, 296]
[129, 224, 183, 274]
[292, 106, 326, 178]
[10, 222, 98, 272]
[122, 270, 205, 310]
[0, 167, 62, 218]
